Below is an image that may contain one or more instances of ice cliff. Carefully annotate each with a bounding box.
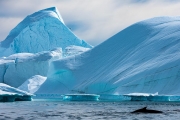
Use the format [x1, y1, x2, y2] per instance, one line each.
[0, 48, 62, 87]
[0, 7, 92, 57]
[36, 16, 180, 96]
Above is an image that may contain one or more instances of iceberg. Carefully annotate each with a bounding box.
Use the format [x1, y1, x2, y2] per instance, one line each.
[0, 7, 92, 57]
[123, 92, 180, 101]
[0, 83, 32, 102]
[1, 7, 180, 101]
[36, 16, 180, 99]
[62, 94, 100, 101]
[0, 7, 92, 88]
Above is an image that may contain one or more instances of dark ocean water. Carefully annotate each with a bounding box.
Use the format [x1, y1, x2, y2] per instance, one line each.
[0, 100, 180, 120]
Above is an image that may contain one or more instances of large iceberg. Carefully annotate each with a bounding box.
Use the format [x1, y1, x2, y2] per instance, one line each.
[0, 7, 92, 57]
[1, 7, 180, 101]
[36, 16, 180, 97]
[0, 7, 92, 89]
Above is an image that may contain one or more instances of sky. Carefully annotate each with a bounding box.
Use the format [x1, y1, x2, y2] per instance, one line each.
[1, 0, 180, 46]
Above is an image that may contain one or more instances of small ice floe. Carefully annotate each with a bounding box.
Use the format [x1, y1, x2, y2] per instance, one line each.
[0, 83, 33, 102]
[124, 92, 171, 101]
[62, 94, 100, 101]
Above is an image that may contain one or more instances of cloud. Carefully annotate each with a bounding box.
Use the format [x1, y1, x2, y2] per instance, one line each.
[0, 0, 180, 46]
[0, 17, 22, 40]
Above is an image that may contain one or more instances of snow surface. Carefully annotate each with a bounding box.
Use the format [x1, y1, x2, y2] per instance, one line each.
[63, 45, 91, 57]
[36, 16, 180, 96]
[0, 7, 92, 57]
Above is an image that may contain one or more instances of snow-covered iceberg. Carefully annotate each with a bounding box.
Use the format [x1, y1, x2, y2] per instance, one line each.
[0, 7, 92, 57]
[36, 16, 180, 98]
[0, 7, 92, 89]
[1, 7, 180, 101]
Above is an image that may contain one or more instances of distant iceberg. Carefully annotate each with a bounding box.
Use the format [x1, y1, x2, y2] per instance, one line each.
[123, 92, 180, 102]
[62, 94, 100, 101]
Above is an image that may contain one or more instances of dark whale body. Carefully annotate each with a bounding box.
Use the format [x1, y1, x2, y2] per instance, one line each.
[131, 107, 163, 113]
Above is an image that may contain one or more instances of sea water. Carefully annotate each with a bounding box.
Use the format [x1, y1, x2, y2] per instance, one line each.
[0, 101, 180, 120]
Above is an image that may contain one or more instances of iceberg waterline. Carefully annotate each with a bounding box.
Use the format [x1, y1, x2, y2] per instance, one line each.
[1, 7, 180, 101]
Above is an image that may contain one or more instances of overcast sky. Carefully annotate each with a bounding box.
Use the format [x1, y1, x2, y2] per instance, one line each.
[1, 0, 180, 46]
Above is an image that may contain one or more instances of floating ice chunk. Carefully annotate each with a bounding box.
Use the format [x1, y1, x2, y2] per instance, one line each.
[0, 83, 33, 102]
[62, 94, 100, 101]
[0, 95, 32, 102]
[124, 92, 171, 101]
[98, 94, 130, 101]
[124, 93, 154, 101]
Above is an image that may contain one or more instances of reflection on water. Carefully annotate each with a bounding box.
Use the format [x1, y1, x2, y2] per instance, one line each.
[0, 101, 180, 120]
